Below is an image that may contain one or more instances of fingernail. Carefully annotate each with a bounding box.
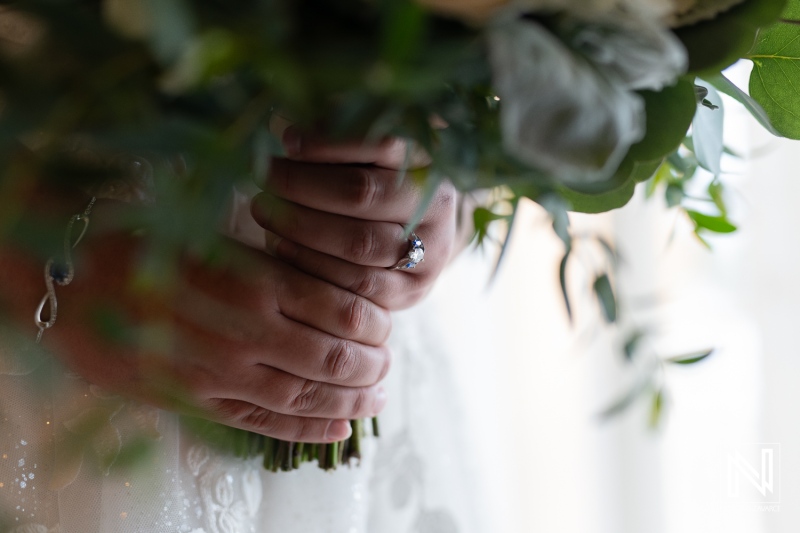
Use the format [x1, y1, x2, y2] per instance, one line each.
[282, 127, 301, 157]
[373, 387, 388, 414]
[326, 419, 352, 441]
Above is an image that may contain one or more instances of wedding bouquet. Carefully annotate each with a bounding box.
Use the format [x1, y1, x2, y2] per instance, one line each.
[2, 0, 799, 471]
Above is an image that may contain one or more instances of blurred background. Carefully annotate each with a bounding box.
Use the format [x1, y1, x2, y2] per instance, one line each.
[428, 61, 795, 533]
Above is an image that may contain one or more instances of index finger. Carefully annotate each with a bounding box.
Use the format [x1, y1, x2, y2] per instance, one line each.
[281, 126, 432, 170]
[263, 159, 423, 222]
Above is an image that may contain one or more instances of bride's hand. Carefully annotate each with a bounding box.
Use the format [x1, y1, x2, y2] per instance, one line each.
[251, 129, 459, 310]
[1, 230, 391, 443]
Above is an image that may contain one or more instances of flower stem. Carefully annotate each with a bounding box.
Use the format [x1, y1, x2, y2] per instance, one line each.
[263, 436, 275, 471]
[292, 442, 304, 469]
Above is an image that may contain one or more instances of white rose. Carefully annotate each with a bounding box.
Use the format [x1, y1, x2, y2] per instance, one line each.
[417, 0, 744, 26]
[667, 0, 747, 27]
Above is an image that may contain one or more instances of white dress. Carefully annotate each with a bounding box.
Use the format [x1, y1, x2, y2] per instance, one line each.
[0, 190, 484, 533]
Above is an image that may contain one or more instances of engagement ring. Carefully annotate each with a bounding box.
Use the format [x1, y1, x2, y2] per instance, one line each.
[390, 233, 425, 270]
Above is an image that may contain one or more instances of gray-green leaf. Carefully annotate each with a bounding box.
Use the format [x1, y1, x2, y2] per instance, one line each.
[692, 84, 724, 176]
[593, 274, 617, 323]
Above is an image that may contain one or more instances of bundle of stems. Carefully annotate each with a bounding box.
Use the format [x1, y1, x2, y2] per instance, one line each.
[188, 416, 380, 472]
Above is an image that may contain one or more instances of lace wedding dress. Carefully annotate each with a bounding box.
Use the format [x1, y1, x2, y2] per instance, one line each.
[0, 189, 485, 533]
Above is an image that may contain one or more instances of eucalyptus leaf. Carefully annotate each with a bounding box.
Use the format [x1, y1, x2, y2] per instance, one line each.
[623, 330, 645, 361]
[559, 252, 572, 323]
[538, 194, 571, 248]
[593, 273, 617, 323]
[666, 184, 684, 207]
[597, 372, 652, 419]
[704, 73, 782, 136]
[692, 84, 724, 176]
[649, 388, 665, 428]
[490, 197, 520, 284]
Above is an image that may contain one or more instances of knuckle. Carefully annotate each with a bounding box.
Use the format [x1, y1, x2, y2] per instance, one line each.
[243, 406, 282, 434]
[340, 295, 370, 337]
[323, 340, 360, 383]
[207, 399, 281, 435]
[351, 269, 380, 299]
[347, 225, 377, 264]
[349, 168, 383, 210]
[289, 378, 321, 414]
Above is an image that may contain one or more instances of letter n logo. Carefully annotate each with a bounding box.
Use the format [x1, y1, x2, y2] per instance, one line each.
[728, 448, 775, 498]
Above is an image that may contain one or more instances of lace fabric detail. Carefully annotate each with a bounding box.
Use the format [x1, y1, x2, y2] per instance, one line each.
[0, 306, 479, 533]
[188, 445, 261, 533]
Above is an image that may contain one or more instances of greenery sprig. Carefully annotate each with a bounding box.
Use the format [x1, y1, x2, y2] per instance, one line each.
[3, 0, 800, 467]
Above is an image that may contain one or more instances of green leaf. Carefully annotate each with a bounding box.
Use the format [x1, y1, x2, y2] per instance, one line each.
[560, 178, 636, 214]
[564, 78, 695, 213]
[748, 19, 800, 138]
[675, 0, 788, 75]
[490, 198, 520, 284]
[596, 236, 619, 263]
[704, 73, 782, 136]
[645, 162, 671, 198]
[692, 84, 724, 176]
[649, 389, 665, 429]
[559, 252, 572, 323]
[666, 184, 684, 207]
[624, 330, 646, 361]
[693, 230, 713, 249]
[631, 158, 664, 183]
[403, 169, 442, 236]
[593, 273, 617, 323]
[538, 194, 571, 248]
[627, 79, 698, 163]
[381, 0, 427, 64]
[666, 349, 714, 365]
[708, 181, 727, 215]
[597, 373, 652, 419]
[686, 210, 737, 233]
[472, 206, 506, 246]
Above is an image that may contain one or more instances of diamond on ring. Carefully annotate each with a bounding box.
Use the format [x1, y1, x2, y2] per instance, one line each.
[390, 233, 425, 270]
